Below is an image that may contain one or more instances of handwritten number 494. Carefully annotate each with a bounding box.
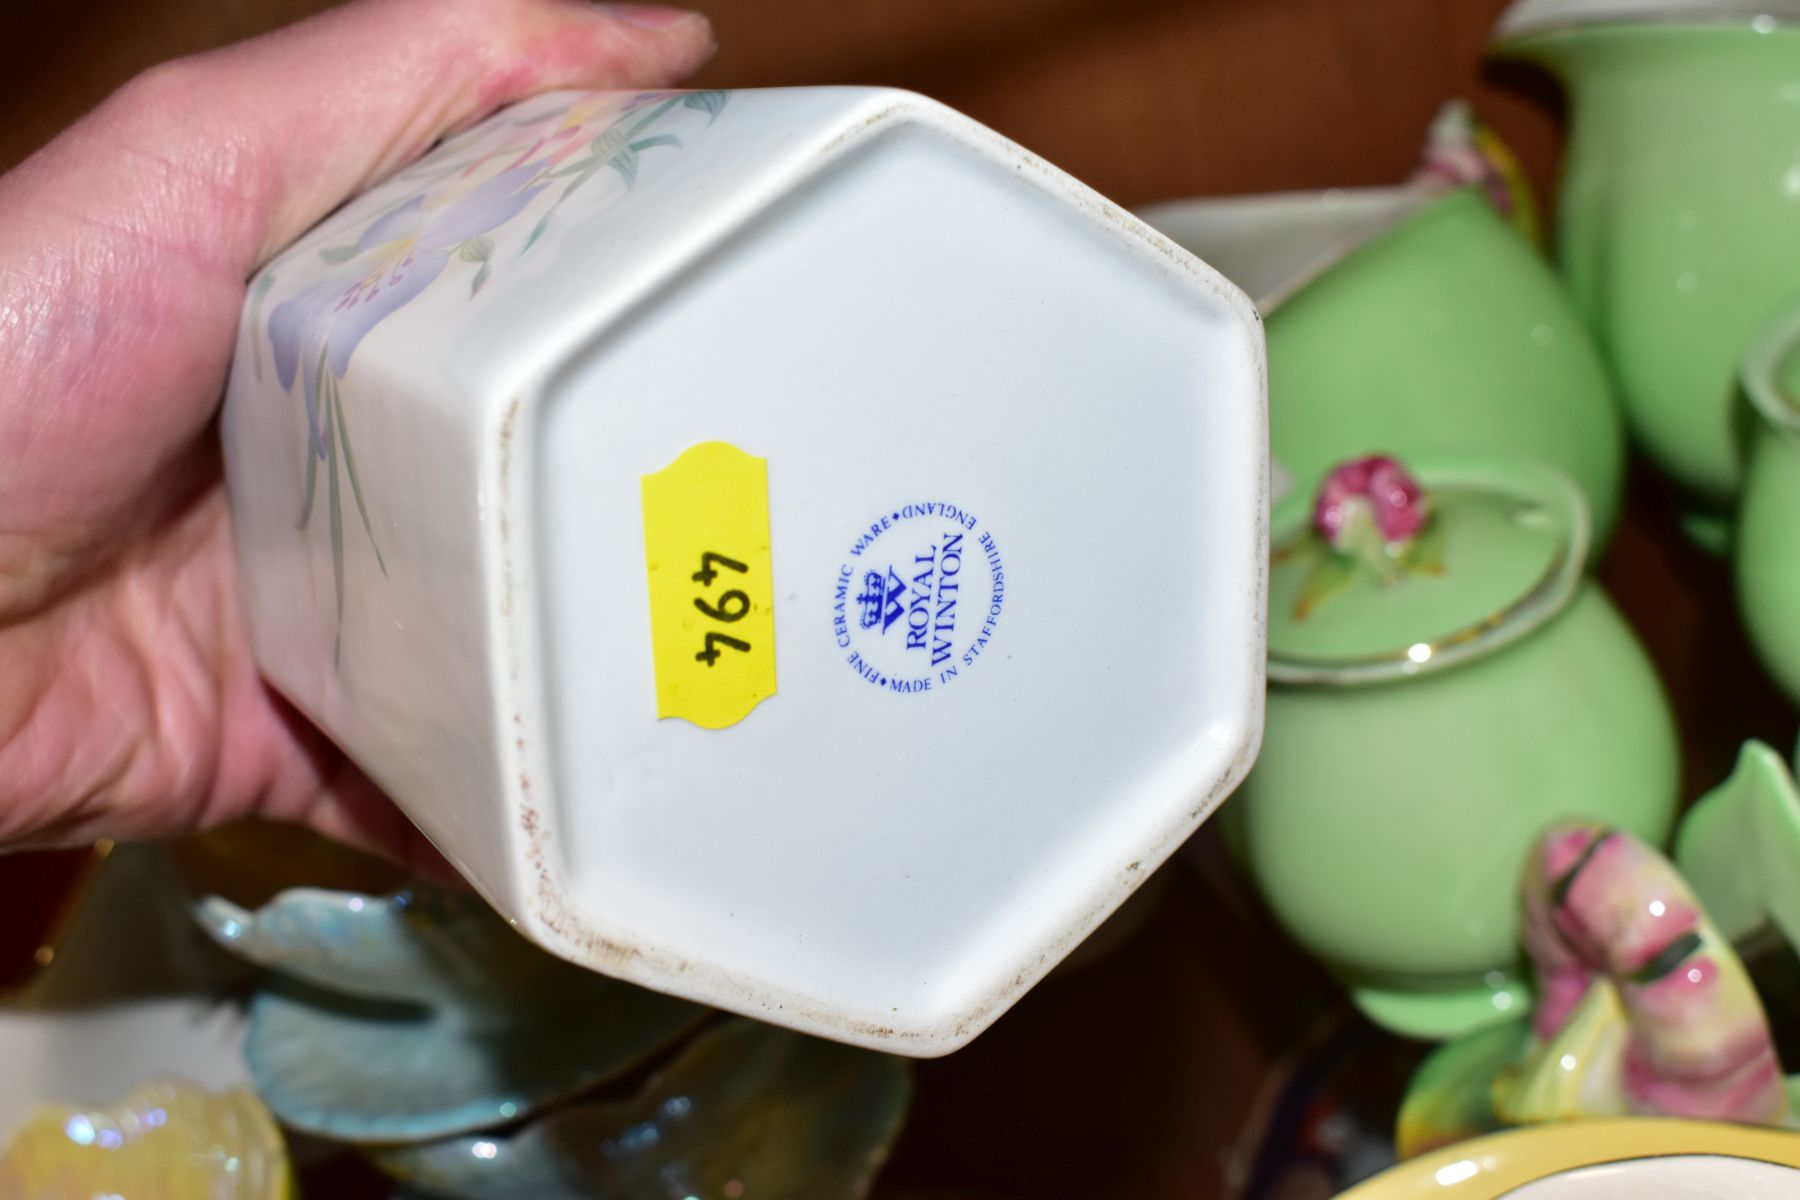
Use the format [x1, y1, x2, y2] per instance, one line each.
[692, 551, 752, 666]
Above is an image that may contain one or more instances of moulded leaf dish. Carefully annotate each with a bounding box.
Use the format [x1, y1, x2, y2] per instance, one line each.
[373, 1018, 912, 1200]
[195, 883, 708, 1142]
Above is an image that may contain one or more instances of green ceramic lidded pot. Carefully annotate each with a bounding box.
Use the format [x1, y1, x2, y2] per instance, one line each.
[1232, 453, 1679, 1041]
[1493, 2, 1800, 521]
[1140, 114, 1626, 546]
[1735, 308, 1800, 703]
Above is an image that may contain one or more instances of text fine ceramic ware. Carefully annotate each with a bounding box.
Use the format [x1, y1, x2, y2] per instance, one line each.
[1232, 454, 1678, 1040]
[219, 87, 1269, 1055]
[1137, 108, 1625, 543]
[1338, 1119, 1800, 1200]
[196, 883, 911, 1200]
[1493, 1, 1800, 523]
[1396, 809, 1796, 1158]
[1736, 308, 1800, 704]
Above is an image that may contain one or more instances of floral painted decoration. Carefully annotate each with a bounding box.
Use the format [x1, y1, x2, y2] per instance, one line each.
[1282, 454, 1444, 620]
[1396, 819, 1794, 1159]
[1507, 824, 1788, 1125]
[253, 89, 731, 662]
[1411, 100, 1541, 245]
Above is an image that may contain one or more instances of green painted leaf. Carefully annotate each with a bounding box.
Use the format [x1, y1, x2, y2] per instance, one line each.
[547, 155, 597, 178]
[683, 89, 729, 123]
[1400, 513, 1448, 577]
[296, 415, 318, 531]
[393, 158, 479, 186]
[298, 346, 330, 529]
[522, 212, 553, 252]
[456, 235, 492, 264]
[469, 260, 491, 296]
[559, 166, 598, 201]
[333, 384, 386, 578]
[1293, 553, 1362, 622]
[609, 146, 640, 188]
[1271, 532, 1323, 569]
[587, 122, 632, 163]
[325, 400, 345, 668]
[249, 272, 276, 381]
[628, 133, 682, 153]
[319, 245, 360, 264]
[625, 97, 679, 134]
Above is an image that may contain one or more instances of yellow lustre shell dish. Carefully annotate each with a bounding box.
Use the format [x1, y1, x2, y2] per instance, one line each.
[0, 1078, 291, 1199]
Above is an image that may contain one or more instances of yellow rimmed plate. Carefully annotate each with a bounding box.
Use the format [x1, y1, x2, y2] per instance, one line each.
[1339, 1119, 1800, 1198]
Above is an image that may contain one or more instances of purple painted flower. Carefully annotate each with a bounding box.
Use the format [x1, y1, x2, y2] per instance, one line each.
[1313, 455, 1427, 550]
[1413, 101, 1528, 228]
[254, 91, 729, 666]
[269, 161, 551, 454]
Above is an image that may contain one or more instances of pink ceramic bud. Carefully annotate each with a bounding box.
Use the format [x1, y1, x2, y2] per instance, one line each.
[1313, 455, 1429, 551]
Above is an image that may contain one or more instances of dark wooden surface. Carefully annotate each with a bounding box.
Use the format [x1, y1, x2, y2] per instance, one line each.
[0, 0, 1559, 204]
[4, 1, 1794, 1196]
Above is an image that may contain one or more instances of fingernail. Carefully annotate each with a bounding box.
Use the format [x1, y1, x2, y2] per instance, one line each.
[595, 3, 701, 29]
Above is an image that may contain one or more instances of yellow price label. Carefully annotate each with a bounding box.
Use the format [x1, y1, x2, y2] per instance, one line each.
[640, 441, 777, 729]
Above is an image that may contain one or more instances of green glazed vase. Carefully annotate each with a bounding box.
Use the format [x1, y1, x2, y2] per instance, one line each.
[1140, 186, 1625, 546]
[1735, 308, 1800, 703]
[1495, 13, 1800, 513]
[1230, 453, 1679, 1040]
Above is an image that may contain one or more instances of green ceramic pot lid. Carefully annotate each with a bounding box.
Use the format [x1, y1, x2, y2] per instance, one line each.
[1495, 0, 1800, 43]
[1268, 453, 1588, 687]
[1134, 186, 1434, 315]
[1743, 306, 1800, 436]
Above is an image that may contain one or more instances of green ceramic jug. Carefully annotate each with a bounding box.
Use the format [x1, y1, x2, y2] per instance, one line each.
[1139, 185, 1625, 546]
[1231, 453, 1679, 1040]
[1735, 308, 1800, 703]
[1493, 5, 1800, 520]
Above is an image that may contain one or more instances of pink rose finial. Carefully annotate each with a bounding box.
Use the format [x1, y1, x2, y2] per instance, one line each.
[1287, 454, 1439, 620]
[1314, 455, 1428, 552]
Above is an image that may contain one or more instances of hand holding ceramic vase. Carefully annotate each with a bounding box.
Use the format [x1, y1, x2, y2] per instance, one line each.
[1231, 454, 1679, 1040]
[220, 85, 1269, 1056]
